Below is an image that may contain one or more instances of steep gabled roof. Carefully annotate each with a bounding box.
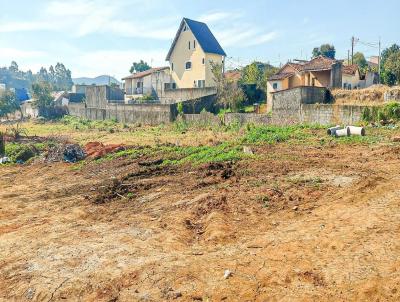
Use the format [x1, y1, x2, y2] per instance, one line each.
[122, 67, 169, 80]
[166, 18, 226, 61]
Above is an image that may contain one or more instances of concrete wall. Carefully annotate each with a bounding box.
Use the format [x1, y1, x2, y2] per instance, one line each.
[85, 85, 124, 108]
[160, 87, 217, 103]
[68, 102, 175, 125]
[299, 104, 365, 125]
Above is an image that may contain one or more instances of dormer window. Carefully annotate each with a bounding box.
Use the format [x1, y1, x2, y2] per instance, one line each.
[183, 25, 188, 32]
[185, 61, 192, 70]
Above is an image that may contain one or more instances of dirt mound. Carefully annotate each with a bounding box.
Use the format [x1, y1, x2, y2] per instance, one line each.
[333, 85, 390, 104]
[84, 142, 125, 159]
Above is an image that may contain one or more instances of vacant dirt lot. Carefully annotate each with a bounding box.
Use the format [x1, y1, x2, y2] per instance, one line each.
[1, 124, 400, 301]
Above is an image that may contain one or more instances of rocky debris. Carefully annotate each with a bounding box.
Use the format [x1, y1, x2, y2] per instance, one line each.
[224, 269, 232, 279]
[393, 137, 400, 143]
[0, 157, 10, 164]
[84, 142, 125, 159]
[243, 146, 254, 155]
[45, 144, 86, 163]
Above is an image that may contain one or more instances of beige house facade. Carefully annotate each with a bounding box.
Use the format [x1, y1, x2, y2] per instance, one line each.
[166, 18, 226, 89]
[122, 67, 173, 99]
[267, 56, 343, 108]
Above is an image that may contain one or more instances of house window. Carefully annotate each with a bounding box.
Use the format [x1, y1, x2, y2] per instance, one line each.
[202, 58, 205, 65]
[273, 83, 278, 90]
[171, 63, 174, 71]
[164, 83, 170, 90]
[137, 82, 142, 88]
[185, 61, 192, 70]
[188, 41, 191, 50]
[197, 80, 205, 88]
[183, 25, 188, 32]
[172, 83, 176, 89]
[194, 40, 196, 49]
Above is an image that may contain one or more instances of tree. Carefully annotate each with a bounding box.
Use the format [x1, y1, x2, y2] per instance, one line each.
[384, 52, 400, 85]
[312, 44, 336, 59]
[0, 90, 20, 118]
[380, 44, 400, 85]
[9, 61, 19, 73]
[211, 62, 245, 112]
[130, 60, 151, 73]
[352, 52, 368, 70]
[31, 82, 53, 116]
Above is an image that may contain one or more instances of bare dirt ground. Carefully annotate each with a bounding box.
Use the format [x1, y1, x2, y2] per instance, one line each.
[1, 140, 400, 301]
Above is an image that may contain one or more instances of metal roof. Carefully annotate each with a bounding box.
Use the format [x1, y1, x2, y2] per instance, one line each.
[166, 18, 226, 61]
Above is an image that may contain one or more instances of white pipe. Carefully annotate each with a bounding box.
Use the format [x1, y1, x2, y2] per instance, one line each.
[347, 126, 366, 136]
[327, 125, 342, 136]
[335, 128, 350, 137]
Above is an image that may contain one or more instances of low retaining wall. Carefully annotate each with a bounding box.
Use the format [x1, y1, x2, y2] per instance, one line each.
[67, 102, 176, 125]
[224, 113, 271, 125]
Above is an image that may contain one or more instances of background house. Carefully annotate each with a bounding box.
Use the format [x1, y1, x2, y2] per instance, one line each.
[122, 67, 172, 100]
[267, 56, 342, 106]
[166, 18, 226, 89]
[342, 64, 361, 89]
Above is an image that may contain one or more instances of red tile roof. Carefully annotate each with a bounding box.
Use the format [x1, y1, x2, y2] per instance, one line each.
[268, 56, 341, 82]
[342, 64, 359, 75]
[224, 71, 241, 81]
[268, 72, 294, 81]
[122, 67, 169, 80]
[302, 56, 339, 71]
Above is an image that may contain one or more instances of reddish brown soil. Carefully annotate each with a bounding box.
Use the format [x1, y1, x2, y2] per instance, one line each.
[1, 143, 400, 301]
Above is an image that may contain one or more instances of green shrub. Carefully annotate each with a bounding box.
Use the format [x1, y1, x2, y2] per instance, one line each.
[243, 125, 309, 144]
[5, 143, 36, 162]
[177, 102, 184, 115]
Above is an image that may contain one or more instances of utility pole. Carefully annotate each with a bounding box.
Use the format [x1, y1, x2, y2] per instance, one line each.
[348, 50, 350, 65]
[378, 37, 382, 84]
[351, 36, 355, 65]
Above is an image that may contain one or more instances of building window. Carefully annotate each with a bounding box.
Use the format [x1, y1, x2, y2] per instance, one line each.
[172, 83, 176, 89]
[188, 41, 191, 50]
[194, 40, 196, 49]
[273, 83, 278, 90]
[185, 61, 192, 70]
[197, 80, 205, 88]
[171, 63, 174, 71]
[202, 58, 205, 65]
[183, 25, 188, 32]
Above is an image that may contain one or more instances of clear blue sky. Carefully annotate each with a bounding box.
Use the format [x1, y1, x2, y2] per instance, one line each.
[0, 0, 399, 79]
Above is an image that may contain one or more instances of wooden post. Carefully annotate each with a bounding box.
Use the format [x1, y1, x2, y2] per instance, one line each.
[0, 133, 5, 157]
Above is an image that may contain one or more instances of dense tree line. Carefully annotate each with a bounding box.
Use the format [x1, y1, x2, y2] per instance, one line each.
[0, 61, 73, 91]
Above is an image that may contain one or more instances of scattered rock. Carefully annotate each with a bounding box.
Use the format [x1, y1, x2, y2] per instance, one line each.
[25, 288, 35, 300]
[292, 206, 299, 211]
[224, 269, 232, 279]
[393, 137, 400, 143]
[243, 146, 254, 155]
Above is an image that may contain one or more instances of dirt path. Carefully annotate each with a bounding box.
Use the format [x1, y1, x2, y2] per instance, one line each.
[1, 144, 400, 301]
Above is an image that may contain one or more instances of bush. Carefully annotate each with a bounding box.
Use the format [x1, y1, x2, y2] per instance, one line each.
[243, 125, 310, 144]
[5, 143, 36, 162]
[361, 102, 400, 123]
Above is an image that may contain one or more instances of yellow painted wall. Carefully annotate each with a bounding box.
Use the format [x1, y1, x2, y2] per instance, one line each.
[309, 71, 331, 87]
[205, 53, 224, 87]
[289, 73, 304, 87]
[169, 23, 224, 88]
[342, 70, 361, 89]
